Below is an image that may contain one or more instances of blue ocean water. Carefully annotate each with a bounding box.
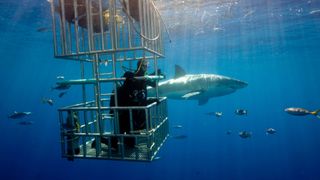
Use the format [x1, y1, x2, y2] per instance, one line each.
[1, 0, 320, 179]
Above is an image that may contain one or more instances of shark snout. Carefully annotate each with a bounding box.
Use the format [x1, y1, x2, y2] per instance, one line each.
[237, 80, 248, 88]
[229, 79, 248, 89]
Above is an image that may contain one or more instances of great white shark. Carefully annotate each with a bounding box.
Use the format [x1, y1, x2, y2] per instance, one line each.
[148, 65, 248, 105]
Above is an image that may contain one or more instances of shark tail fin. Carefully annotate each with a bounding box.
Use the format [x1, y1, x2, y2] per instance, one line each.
[310, 109, 320, 116]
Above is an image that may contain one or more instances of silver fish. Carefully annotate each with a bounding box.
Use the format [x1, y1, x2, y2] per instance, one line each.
[235, 109, 248, 115]
[172, 125, 183, 129]
[8, 111, 32, 119]
[285, 107, 320, 118]
[266, 128, 276, 135]
[58, 91, 67, 98]
[239, 131, 251, 139]
[206, 112, 223, 117]
[51, 83, 71, 91]
[42, 98, 54, 106]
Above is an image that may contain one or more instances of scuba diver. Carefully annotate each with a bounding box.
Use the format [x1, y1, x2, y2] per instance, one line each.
[92, 59, 163, 150]
[65, 110, 81, 161]
[113, 59, 163, 147]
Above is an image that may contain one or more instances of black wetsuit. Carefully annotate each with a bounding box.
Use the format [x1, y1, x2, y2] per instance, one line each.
[105, 68, 163, 149]
[116, 70, 156, 133]
[108, 69, 156, 147]
[66, 112, 80, 160]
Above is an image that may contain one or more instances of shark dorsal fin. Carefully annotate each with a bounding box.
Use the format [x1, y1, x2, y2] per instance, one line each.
[175, 65, 186, 79]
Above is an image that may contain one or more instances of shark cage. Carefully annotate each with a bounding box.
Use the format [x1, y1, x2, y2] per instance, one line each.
[49, 0, 169, 161]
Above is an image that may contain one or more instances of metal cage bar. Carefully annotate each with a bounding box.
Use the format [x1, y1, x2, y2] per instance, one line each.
[51, 0, 168, 162]
[50, 0, 164, 60]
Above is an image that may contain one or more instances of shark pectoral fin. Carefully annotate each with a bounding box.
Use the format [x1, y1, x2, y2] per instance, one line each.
[198, 98, 209, 106]
[182, 91, 201, 99]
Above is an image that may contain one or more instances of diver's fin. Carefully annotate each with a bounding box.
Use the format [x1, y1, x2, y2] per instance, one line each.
[182, 91, 201, 99]
[198, 98, 209, 106]
[174, 65, 186, 78]
[310, 109, 320, 116]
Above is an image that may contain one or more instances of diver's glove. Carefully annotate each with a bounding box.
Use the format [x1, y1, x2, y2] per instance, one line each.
[158, 69, 166, 79]
[147, 98, 161, 105]
[155, 98, 161, 105]
[152, 69, 166, 79]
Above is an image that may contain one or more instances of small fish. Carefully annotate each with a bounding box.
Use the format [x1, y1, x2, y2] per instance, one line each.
[58, 91, 67, 98]
[153, 156, 161, 160]
[206, 112, 223, 117]
[266, 128, 276, 135]
[36, 27, 50, 32]
[215, 112, 223, 117]
[226, 130, 232, 135]
[205, 112, 215, 115]
[18, 121, 34, 125]
[42, 98, 54, 106]
[172, 125, 183, 129]
[51, 83, 71, 91]
[239, 131, 251, 139]
[8, 111, 32, 119]
[285, 107, 320, 118]
[235, 109, 248, 115]
[172, 135, 188, 139]
[56, 76, 65, 80]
